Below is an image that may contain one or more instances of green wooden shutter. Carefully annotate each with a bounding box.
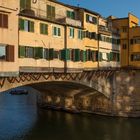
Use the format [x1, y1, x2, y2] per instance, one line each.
[67, 11, 70, 18]
[29, 21, 34, 32]
[60, 49, 70, 60]
[110, 52, 113, 61]
[49, 48, 54, 60]
[81, 50, 87, 62]
[74, 49, 80, 62]
[26, 0, 31, 9]
[98, 52, 102, 61]
[34, 47, 43, 59]
[47, 5, 51, 18]
[86, 14, 89, 22]
[71, 12, 75, 19]
[20, 0, 25, 9]
[45, 24, 48, 35]
[58, 28, 61, 36]
[40, 23, 43, 34]
[117, 53, 120, 62]
[19, 46, 26, 58]
[19, 18, 24, 30]
[52, 6, 55, 19]
[107, 53, 110, 61]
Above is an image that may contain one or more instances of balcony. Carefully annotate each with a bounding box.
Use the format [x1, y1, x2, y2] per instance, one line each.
[99, 25, 112, 36]
[19, 8, 82, 27]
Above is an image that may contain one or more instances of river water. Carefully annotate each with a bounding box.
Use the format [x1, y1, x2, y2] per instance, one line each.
[0, 88, 140, 140]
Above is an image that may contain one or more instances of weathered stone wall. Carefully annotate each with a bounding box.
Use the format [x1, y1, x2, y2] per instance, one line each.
[36, 70, 140, 117]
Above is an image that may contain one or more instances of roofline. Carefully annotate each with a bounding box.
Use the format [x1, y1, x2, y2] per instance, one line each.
[128, 12, 139, 20]
[112, 17, 128, 21]
[49, 0, 100, 16]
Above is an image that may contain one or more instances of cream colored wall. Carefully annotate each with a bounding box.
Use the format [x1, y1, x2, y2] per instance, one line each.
[66, 26, 84, 69]
[83, 12, 98, 69]
[19, 16, 65, 68]
[0, 3, 19, 73]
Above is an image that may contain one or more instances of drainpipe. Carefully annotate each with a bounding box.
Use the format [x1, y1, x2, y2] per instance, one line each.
[128, 16, 130, 67]
[64, 25, 67, 73]
[97, 15, 100, 70]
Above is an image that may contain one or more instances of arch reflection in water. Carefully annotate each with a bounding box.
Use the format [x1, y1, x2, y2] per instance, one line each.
[0, 87, 140, 140]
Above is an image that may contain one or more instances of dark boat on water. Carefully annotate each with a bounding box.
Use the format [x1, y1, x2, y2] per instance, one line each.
[9, 89, 28, 95]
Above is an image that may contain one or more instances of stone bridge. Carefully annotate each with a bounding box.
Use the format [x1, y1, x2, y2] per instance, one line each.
[1, 68, 140, 117]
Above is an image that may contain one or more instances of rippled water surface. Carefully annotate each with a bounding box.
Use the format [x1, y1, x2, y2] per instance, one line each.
[0, 88, 140, 140]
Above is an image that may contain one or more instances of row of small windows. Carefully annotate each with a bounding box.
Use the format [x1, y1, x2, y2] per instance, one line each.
[131, 54, 140, 61]
[130, 38, 140, 45]
[19, 19, 121, 44]
[18, 46, 120, 62]
[99, 35, 120, 45]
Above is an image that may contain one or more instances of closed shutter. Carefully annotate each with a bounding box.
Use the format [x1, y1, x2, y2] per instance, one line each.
[52, 6, 55, 19]
[19, 19, 24, 30]
[6, 45, 14, 62]
[48, 48, 54, 60]
[19, 46, 26, 58]
[58, 28, 61, 36]
[53, 27, 57, 35]
[20, 0, 26, 9]
[117, 53, 120, 62]
[29, 21, 34, 32]
[74, 49, 80, 62]
[107, 53, 110, 61]
[67, 11, 70, 18]
[98, 52, 102, 61]
[110, 52, 113, 61]
[47, 5, 51, 18]
[71, 12, 75, 19]
[26, 0, 31, 9]
[34, 47, 43, 59]
[86, 14, 89, 22]
[81, 50, 86, 62]
[0, 13, 2, 27]
[3, 14, 8, 28]
[91, 51, 96, 61]
[60, 49, 70, 61]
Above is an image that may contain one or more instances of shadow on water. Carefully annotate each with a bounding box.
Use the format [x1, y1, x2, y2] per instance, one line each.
[0, 87, 140, 140]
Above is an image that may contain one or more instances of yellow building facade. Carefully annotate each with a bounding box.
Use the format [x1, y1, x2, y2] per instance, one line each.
[0, 0, 19, 76]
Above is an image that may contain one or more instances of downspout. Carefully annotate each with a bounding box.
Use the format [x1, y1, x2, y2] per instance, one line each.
[128, 16, 130, 67]
[64, 25, 67, 73]
[97, 15, 100, 70]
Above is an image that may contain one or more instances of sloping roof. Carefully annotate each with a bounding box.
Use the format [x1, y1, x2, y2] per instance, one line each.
[49, 0, 100, 16]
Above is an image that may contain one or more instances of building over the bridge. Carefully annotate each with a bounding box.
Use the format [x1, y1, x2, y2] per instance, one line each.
[0, 0, 140, 76]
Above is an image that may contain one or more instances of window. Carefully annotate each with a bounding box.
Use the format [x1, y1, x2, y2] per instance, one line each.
[60, 49, 70, 61]
[0, 45, 6, 60]
[20, 0, 31, 9]
[71, 49, 80, 62]
[131, 38, 140, 44]
[122, 26, 127, 32]
[67, 11, 75, 19]
[26, 47, 34, 58]
[53, 26, 61, 36]
[131, 54, 140, 61]
[47, 5, 55, 19]
[86, 14, 97, 24]
[40, 23, 48, 35]
[19, 19, 34, 32]
[69, 27, 74, 38]
[110, 52, 120, 62]
[78, 29, 83, 40]
[0, 13, 8, 28]
[122, 44, 127, 49]
[34, 47, 43, 59]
